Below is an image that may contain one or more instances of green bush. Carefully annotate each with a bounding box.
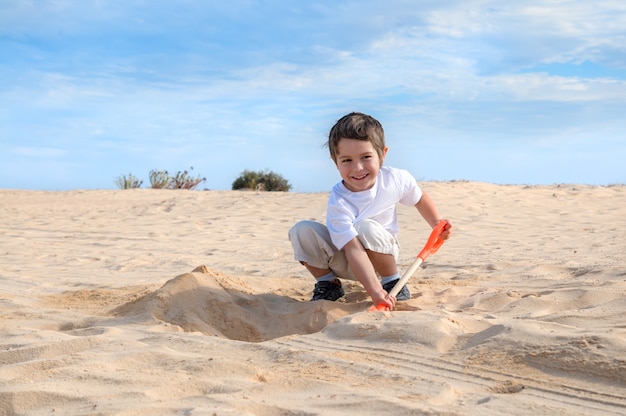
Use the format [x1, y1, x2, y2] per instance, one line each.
[231, 169, 260, 190]
[149, 170, 171, 189]
[232, 169, 292, 192]
[149, 168, 206, 190]
[170, 168, 206, 190]
[115, 173, 143, 189]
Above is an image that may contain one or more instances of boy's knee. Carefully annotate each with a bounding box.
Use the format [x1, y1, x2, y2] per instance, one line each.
[288, 220, 320, 241]
[354, 219, 398, 258]
[354, 219, 383, 239]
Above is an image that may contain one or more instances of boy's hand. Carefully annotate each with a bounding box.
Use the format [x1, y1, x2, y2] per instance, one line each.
[435, 219, 453, 240]
[371, 289, 396, 310]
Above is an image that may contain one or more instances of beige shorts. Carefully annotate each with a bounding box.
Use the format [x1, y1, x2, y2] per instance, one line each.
[288, 219, 400, 281]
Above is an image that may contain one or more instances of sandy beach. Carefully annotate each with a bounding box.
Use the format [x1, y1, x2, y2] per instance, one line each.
[1, 182, 625, 415]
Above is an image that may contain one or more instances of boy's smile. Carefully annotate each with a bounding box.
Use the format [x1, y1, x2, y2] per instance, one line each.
[335, 138, 387, 192]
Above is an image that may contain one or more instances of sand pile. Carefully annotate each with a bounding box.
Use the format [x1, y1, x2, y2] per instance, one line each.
[112, 266, 364, 342]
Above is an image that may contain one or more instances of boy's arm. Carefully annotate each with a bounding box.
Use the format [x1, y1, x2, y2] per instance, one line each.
[415, 191, 453, 238]
[343, 238, 396, 309]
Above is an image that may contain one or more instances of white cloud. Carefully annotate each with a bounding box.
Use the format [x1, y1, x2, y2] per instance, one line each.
[493, 73, 626, 101]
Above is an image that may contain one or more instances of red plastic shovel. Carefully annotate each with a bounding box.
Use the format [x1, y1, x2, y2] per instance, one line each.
[370, 219, 449, 312]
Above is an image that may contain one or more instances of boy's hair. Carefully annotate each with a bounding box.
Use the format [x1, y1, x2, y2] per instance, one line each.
[327, 112, 386, 163]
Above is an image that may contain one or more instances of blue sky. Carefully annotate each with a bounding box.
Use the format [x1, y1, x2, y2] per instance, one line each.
[1, 1, 625, 192]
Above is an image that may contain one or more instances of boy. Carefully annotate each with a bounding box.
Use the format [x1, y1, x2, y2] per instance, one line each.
[289, 112, 452, 310]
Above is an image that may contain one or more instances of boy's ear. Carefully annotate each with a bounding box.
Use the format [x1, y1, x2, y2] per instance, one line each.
[381, 146, 389, 162]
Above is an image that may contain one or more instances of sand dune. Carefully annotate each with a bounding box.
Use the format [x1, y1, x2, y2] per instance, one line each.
[111, 267, 364, 342]
[1, 183, 625, 415]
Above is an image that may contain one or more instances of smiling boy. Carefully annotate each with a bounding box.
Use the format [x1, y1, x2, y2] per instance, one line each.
[289, 112, 452, 310]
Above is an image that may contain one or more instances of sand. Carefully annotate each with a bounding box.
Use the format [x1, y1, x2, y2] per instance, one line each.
[1, 182, 625, 415]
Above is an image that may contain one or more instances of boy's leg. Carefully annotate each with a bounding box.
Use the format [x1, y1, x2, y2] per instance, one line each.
[354, 219, 400, 270]
[354, 219, 411, 300]
[288, 220, 350, 301]
[364, 250, 397, 277]
[302, 263, 332, 279]
[288, 220, 354, 279]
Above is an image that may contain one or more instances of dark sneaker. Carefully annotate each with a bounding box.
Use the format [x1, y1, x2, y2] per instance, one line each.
[382, 279, 411, 301]
[311, 278, 344, 301]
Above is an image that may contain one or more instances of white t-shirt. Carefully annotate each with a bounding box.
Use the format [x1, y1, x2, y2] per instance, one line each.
[326, 166, 423, 250]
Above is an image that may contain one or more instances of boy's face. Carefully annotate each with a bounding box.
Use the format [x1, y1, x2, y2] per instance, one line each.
[335, 138, 387, 192]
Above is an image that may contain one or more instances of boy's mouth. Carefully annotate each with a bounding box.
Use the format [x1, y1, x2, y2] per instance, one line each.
[352, 173, 369, 181]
